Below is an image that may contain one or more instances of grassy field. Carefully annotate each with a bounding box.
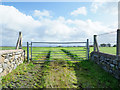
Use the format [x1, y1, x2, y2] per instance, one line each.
[31, 47, 87, 61]
[99, 47, 116, 55]
[0, 46, 116, 55]
[1, 46, 120, 88]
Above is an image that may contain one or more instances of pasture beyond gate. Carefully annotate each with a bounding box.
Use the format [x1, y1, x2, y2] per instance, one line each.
[27, 39, 89, 62]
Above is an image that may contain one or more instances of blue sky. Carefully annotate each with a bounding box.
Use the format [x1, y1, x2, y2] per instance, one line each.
[2, 2, 117, 24]
[2, 2, 91, 20]
[0, 2, 118, 46]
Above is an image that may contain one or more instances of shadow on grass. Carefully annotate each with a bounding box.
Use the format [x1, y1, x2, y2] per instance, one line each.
[61, 49, 84, 61]
[61, 49, 120, 88]
[33, 51, 51, 64]
[73, 60, 120, 88]
[31, 51, 52, 88]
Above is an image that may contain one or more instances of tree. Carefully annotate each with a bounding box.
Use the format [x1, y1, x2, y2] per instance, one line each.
[113, 44, 116, 47]
[107, 43, 111, 47]
[100, 43, 106, 47]
[89, 45, 93, 47]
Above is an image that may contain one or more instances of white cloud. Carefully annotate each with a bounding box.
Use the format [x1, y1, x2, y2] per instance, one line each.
[0, 5, 41, 45]
[91, 2, 103, 13]
[0, 5, 117, 46]
[91, 2, 118, 15]
[33, 10, 52, 19]
[0, 5, 41, 30]
[105, 4, 118, 15]
[92, 0, 118, 2]
[66, 19, 115, 36]
[71, 7, 87, 16]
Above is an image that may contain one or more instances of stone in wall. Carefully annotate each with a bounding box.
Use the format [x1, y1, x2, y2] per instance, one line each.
[91, 51, 120, 79]
[0, 49, 25, 77]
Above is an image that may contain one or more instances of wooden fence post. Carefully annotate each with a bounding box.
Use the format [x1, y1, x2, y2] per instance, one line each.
[94, 35, 99, 52]
[16, 32, 22, 49]
[117, 29, 120, 56]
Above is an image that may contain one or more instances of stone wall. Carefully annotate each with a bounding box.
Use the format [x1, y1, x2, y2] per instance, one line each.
[91, 51, 120, 79]
[0, 49, 25, 77]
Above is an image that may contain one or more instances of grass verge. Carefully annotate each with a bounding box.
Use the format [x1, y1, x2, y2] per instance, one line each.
[1, 60, 120, 88]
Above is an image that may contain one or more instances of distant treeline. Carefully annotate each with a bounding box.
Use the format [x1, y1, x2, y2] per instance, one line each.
[89, 44, 116, 47]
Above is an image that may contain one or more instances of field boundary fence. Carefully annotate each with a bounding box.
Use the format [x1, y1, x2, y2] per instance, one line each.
[27, 39, 90, 62]
[93, 29, 119, 56]
[91, 29, 120, 79]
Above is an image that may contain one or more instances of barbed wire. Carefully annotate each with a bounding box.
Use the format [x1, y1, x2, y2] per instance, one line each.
[97, 30, 117, 36]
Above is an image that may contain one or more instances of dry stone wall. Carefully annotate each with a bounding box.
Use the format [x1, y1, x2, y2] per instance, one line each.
[0, 49, 25, 77]
[91, 51, 120, 79]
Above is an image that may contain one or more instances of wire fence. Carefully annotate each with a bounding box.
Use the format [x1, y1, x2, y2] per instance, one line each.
[0, 27, 118, 56]
[96, 30, 117, 55]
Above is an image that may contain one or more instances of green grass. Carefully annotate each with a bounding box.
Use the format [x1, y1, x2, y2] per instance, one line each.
[1, 60, 120, 88]
[1, 46, 119, 88]
[31, 47, 88, 62]
[0, 47, 16, 50]
[0, 46, 116, 55]
[99, 47, 116, 55]
[2, 47, 120, 88]
[73, 60, 120, 88]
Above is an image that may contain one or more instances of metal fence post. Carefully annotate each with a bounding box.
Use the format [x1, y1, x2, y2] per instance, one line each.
[27, 42, 29, 62]
[31, 42, 32, 61]
[117, 29, 120, 56]
[87, 39, 89, 60]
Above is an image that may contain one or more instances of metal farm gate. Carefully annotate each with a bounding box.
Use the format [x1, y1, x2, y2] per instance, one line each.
[27, 39, 89, 62]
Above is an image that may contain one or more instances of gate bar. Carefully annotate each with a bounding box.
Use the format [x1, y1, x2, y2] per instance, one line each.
[32, 59, 86, 62]
[31, 42, 86, 44]
[27, 42, 29, 62]
[31, 42, 32, 61]
[87, 39, 89, 60]
[32, 49, 86, 52]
